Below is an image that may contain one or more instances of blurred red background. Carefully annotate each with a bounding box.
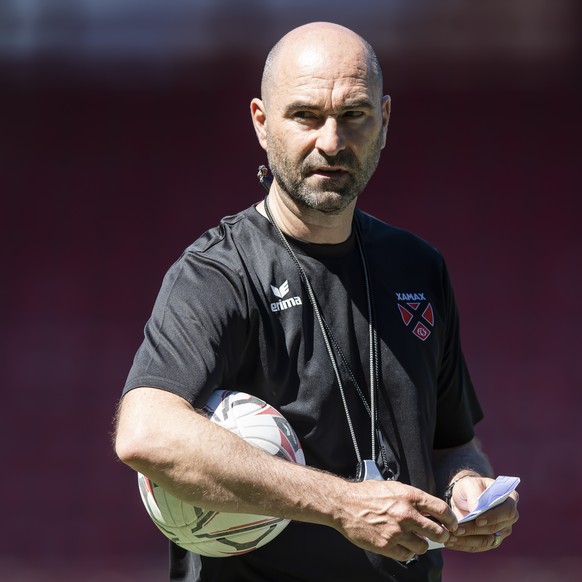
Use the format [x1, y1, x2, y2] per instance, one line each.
[2, 2, 581, 580]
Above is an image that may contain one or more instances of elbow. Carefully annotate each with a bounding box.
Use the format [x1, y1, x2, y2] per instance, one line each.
[114, 405, 161, 473]
[113, 388, 193, 475]
[114, 428, 142, 468]
[114, 422, 150, 471]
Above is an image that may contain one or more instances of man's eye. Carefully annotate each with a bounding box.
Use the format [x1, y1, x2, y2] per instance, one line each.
[343, 110, 365, 119]
[294, 111, 316, 120]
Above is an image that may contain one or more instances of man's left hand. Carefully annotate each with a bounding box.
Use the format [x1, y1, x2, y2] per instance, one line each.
[444, 476, 519, 552]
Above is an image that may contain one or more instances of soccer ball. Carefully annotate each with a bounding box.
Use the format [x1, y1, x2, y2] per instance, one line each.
[137, 389, 305, 557]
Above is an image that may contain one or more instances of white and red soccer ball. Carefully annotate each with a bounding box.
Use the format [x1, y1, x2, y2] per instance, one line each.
[137, 390, 304, 557]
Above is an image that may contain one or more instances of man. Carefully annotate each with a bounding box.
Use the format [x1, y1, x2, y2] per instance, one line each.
[115, 22, 519, 581]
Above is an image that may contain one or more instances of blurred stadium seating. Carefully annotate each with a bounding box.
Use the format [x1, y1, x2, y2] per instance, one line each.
[1, 1, 580, 579]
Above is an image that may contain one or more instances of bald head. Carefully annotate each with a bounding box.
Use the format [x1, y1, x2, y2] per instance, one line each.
[261, 22, 383, 109]
[250, 22, 390, 220]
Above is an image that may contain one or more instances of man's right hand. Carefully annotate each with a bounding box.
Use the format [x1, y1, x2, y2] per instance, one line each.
[334, 480, 458, 562]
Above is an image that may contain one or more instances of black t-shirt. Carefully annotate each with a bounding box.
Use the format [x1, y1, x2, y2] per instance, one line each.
[124, 205, 483, 582]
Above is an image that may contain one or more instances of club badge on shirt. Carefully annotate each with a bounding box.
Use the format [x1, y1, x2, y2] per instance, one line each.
[395, 292, 434, 341]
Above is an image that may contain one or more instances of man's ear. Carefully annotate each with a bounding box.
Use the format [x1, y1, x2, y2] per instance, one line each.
[380, 95, 391, 149]
[250, 98, 268, 151]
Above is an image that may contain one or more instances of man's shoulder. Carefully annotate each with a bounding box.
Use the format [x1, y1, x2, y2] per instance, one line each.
[184, 205, 262, 256]
[357, 209, 443, 261]
[156, 205, 265, 304]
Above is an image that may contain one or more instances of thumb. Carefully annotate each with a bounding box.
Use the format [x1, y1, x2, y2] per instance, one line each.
[451, 477, 492, 516]
[452, 487, 471, 512]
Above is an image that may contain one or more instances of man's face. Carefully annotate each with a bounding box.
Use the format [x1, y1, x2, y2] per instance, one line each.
[262, 46, 389, 214]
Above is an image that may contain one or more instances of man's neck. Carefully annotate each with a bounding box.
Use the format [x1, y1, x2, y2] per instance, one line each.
[257, 186, 356, 245]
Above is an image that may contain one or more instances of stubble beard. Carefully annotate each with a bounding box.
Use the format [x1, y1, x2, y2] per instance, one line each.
[266, 131, 384, 215]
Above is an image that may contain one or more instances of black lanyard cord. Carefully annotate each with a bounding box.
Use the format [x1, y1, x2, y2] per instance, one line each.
[264, 195, 379, 465]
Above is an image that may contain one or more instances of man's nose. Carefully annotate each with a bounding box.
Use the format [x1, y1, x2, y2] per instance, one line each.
[315, 117, 345, 157]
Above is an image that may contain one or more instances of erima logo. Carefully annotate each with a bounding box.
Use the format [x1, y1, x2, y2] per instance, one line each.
[271, 281, 289, 299]
[270, 280, 302, 313]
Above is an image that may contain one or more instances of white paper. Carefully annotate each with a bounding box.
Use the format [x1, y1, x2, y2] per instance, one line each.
[427, 475, 520, 550]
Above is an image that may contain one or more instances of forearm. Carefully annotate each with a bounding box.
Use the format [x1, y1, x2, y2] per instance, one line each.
[116, 388, 462, 561]
[432, 437, 494, 497]
[115, 387, 344, 528]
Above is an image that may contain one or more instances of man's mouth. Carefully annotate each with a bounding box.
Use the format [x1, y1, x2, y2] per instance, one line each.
[308, 167, 350, 178]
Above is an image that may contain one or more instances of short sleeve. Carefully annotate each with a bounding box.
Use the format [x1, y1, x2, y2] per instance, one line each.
[123, 250, 249, 406]
[433, 262, 483, 449]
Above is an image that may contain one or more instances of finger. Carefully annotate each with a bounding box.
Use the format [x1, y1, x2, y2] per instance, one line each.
[458, 511, 519, 537]
[412, 494, 458, 532]
[445, 533, 496, 553]
[398, 532, 430, 556]
[410, 515, 453, 545]
[375, 495, 453, 545]
[446, 526, 512, 553]
[453, 497, 518, 535]
[392, 544, 419, 563]
[450, 476, 494, 514]
[472, 500, 519, 531]
[390, 532, 435, 562]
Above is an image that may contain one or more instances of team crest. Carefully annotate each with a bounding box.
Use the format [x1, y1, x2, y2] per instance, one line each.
[395, 292, 434, 341]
